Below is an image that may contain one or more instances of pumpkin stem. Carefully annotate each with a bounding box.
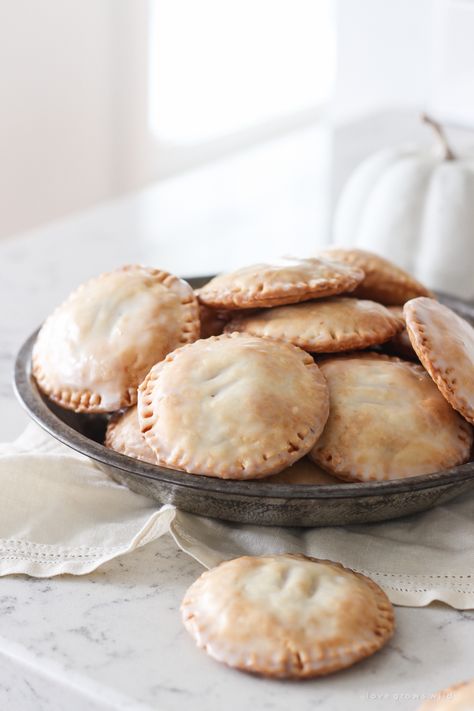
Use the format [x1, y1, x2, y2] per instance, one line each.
[421, 113, 456, 160]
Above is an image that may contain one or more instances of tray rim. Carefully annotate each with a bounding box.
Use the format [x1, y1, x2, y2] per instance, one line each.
[13, 305, 474, 502]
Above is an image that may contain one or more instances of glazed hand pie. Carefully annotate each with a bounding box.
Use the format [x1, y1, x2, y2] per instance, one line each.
[321, 247, 433, 305]
[405, 297, 474, 425]
[105, 408, 342, 485]
[33, 265, 199, 413]
[196, 257, 364, 309]
[417, 680, 474, 710]
[258, 457, 342, 485]
[105, 407, 158, 465]
[138, 333, 329, 479]
[310, 354, 472, 482]
[181, 554, 394, 678]
[225, 297, 402, 353]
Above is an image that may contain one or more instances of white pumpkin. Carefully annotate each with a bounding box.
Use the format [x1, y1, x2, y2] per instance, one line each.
[333, 115, 474, 300]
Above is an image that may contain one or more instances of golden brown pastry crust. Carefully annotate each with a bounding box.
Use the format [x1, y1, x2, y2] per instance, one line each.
[105, 407, 158, 465]
[417, 680, 472, 710]
[106, 412, 343, 484]
[138, 333, 329, 479]
[257, 457, 343, 485]
[386, 305, 404, 325]
[310, 354, 472, 482]
[405, 297, 474, 425]
[225, 297, 402, 353]
[196, 257, 364, 309]
[321, 248, 434, 305]
[32, 265, 199, 413]
[181, 554, 395, 679]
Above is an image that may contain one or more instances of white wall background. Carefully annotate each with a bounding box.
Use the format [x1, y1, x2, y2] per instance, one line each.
[334, 0, 474, 125]
[334, 0, 433, 120]
[0, 0, 473, 240]
[0, 1, 151, 240]
[0, 0, 332, 240]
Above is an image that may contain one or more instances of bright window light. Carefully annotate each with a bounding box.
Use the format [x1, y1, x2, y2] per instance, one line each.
[149, 0, 336, 144]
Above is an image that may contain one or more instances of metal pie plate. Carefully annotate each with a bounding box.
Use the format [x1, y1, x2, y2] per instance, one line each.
[13, 279, 474, 527]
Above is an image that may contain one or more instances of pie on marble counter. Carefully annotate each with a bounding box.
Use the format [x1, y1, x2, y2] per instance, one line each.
[181, 554, 394, 678]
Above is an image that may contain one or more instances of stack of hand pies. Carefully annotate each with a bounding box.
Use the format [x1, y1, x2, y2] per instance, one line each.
[32, 249, 474, 485]
[31, 251, 474, 681]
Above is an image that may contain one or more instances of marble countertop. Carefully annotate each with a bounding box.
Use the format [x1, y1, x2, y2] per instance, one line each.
[0, 124, 472, 710]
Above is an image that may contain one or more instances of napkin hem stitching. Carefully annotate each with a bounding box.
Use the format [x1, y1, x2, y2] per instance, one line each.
[0, 548, 125, 558]
[0, 553, 125, 563]
[0, 540, 128, 552]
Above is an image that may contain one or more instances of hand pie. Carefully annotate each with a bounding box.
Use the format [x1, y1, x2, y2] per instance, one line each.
[196, 257, 364, 309]
[258, 457, 343, 485]
[138, 333, 329, 479]
[33, 265, 199, 413]
[225, 297, 402, 353]
[417, 680, 474, 710]
[105, 409, 340, 485]
[310, 354, 472, 482]
[405, 297, 474, 424]
[181, 554, 394, 678]
[105, 407, 158, 465]
[321, 247, 433, 305]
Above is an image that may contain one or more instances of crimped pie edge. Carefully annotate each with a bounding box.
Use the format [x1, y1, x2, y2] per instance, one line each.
[417, 680, 471, 710]
[196, 261, 365, 309]
[404, 297, 474, 425]
[309, 353, 473, 482]
[32, 265, 200, 413]
[138, 333, 329, 479]
[180, 554, 395, 679]
[224, 298, 403, 353]
[104, 407, 159, 465]
[321, 248, 434, 305]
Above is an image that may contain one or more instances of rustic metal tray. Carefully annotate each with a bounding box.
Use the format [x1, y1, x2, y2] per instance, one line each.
[13, 280, 474, 527]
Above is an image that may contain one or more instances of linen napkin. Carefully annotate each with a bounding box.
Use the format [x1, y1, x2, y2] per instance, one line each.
[0, 425, 175, 576]
[1, 425, 473, 609]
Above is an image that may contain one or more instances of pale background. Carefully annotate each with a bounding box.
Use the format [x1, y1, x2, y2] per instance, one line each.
[0, 0, 473, 240]
[0, 6, 473, 708]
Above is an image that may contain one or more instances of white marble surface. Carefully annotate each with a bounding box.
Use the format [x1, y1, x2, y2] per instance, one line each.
[0, 124, 472, 710]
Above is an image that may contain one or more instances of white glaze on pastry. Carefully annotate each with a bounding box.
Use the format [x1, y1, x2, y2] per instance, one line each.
[33, 265, 199, 412]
